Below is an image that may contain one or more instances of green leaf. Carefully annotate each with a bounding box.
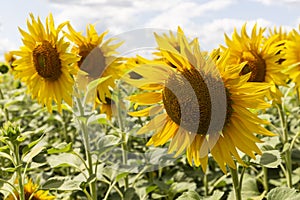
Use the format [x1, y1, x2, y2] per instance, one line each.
[22, 137, 47, 163]
[116, 172, 129, 182]
[203, 191, 224, 200]
[153, 180, 169, 192]
[97, 134, 121, 156]
[0, 173, 17, 197]
[47, 142, 73, 154]
[241, 174, 261, 198]
[176, 190, 201, 200]
[146, 185, 158, 194]
[1, 167, 17, 173]
[86, 75, 111, 94]
[267, 187, 300, 200]
[170, 182, 196, 194]
[258, 150, 282, 168]
[87, 114, 107, 125]
[42, 177, 81, 191]
[282, 143, 290, 153]
[22, 134, 45, 155]
[124, 187, 139, 200]
[261, 144, 274, 151]
[0, 151, 13, 162]
[47, 152, 83, 169]
[152, 193, 167, 199]
[292, 149, 300, 164]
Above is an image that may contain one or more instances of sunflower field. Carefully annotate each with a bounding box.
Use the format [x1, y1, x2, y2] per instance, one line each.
[0, 13, 300, 200]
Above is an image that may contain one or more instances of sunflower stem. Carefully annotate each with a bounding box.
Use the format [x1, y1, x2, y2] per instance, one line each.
[203, 171, 209, 196]
[14, 143, 25, 200]
[103, 180, 117, 200]
[115, 87, 129, 191]
[75, 97, 97, 199]
[121, 132, 129, 190]
[238, 166, 246, 192]
[229, 167, 242, 200]
[277, 103, 292, 188]
[262, 166, 269, 192]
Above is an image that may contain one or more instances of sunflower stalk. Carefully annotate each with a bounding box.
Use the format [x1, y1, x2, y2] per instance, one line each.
[14, 143, 25, 200]
[229, 167, 242, 200]
[277, 103, 292, 188]
[115, 85, 129, 191]
[75, 96, 97, 200]
[239, 166, 246, 192]
[262, 166, 269, 192]
[203, 170, 209, 196]
[103, 179, 118, 200]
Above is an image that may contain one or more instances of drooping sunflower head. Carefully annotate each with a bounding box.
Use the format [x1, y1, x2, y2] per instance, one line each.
[283, 27, 300, 98]
[11, 13, 79, 113]
[125, 29, 275, 172]
[66, 23, 127, 118]
[222, 23, 287, 101]
[4, 51, 16, 69]
[6, 179, 55, 200]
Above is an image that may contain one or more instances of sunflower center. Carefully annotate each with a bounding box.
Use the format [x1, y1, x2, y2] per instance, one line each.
[32, 41, 62, 81]
[224, 89, 233, 126]
[240, 51, 266, 82]
[162, 67, 212, 134]
[79, 46, 106, 78]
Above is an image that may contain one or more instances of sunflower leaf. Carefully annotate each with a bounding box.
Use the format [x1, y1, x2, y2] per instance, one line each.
[87, 113, 107, 125]
[176, 190, 201, 200]
[47, 151, 83, 169]
[42, 177, 81, 191]
[22, 136, 47, 163]
[267, 187, 300, 200]
[257, 150, 282, 168]
[47, 142, 73, 154]
[86, 75, 112, 94]
[96, 134, 122, 156]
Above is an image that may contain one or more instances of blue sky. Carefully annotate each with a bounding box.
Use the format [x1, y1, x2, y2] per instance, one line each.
[0, 0, 300, 60]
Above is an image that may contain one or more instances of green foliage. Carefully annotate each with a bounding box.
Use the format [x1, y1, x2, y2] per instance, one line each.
[1, 65, 300, 200]
[267, 187, 300, 200]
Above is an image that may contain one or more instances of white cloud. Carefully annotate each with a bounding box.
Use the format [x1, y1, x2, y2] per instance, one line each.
[252, 0, 300, 6]
[50, 0, 236, 36]
[145, 0, 235, 29]
[17, 0, 297, 54]
[193, 18, 274, 50]
[50, 0, 177, 34]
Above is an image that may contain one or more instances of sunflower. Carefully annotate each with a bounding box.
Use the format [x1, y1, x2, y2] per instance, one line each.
[267, 26, 290, 65]
[65, 24, 126, 119]
[268, 26, 289, 47]
[11, 13, 79, 113]
[283, 26, 300, 98]
[125, 30, 275, 172]
[222, 23, 287, 102]
[4, 51, 16, 69]
[153, 27, 198, 65]
[6, 179, 55, 200]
